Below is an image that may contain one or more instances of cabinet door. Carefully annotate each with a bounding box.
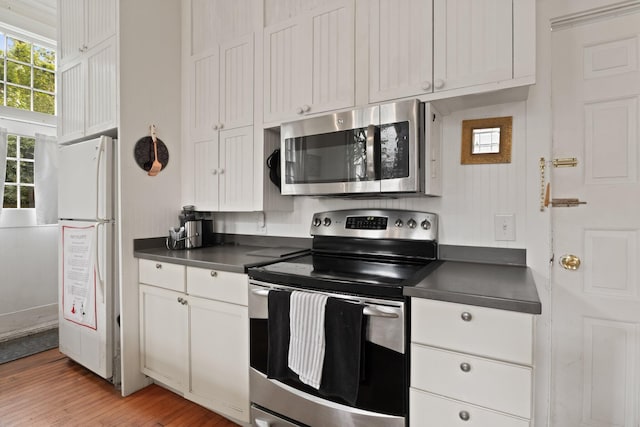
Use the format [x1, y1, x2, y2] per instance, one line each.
[193, 137, 220, 211]
[433, 0, 512, 92]
[218, 126, 254, 211]
[308, 0, 355, 114]
[85, 0, 117, 51]
[369, 0, 433, 103]
[57, 60, 85, 142]
[85, 37, 117, 136]
[188, 296, 249, 423]
[263, 17, 309, 124]
[219, 35, 254, 130]
[139, 284, 188, 391]
[189, 48, 220, 142]
[58, 0, 85, 64]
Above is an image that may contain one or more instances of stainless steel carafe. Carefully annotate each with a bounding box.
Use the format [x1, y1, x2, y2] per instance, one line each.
[184, 220, 203, 249]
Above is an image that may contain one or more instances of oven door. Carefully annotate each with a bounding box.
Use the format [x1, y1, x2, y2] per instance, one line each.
[248, 281, 406, 427]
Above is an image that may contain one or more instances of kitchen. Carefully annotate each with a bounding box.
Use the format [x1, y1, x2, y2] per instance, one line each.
[1, 0, 639, 426]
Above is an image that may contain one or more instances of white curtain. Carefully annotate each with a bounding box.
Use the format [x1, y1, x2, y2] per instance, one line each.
[0, 128, 7, 218]
[34, 133, 58, 224]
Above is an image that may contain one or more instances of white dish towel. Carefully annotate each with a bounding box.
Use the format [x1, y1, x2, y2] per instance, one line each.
[288, 291, 329, 389]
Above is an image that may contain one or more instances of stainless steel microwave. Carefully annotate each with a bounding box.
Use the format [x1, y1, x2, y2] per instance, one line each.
[280, 99, 429, 196]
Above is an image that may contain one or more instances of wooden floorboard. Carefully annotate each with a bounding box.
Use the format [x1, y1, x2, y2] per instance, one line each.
[0, 348, 240, 427]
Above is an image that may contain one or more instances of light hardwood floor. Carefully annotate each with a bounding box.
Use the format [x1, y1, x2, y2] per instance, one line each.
[0, 348, 240, 426]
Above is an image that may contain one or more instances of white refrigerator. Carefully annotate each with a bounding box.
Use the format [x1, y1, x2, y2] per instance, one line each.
[58, 136, 118, 381]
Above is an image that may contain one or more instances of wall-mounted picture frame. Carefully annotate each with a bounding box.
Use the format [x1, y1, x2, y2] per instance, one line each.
[461, 116, 512, 164]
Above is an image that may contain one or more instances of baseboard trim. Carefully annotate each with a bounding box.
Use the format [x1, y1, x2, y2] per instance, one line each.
[0, 304, 58, 342]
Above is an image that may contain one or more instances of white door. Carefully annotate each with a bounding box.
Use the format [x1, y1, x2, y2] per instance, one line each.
[218, 126, 254, 211]
[58, 220, 114, 379]
[219, 34, 254, 130]
[551, 10, 640, 427]
[58, 136, 113, 221]
[189, 48, 220, 142]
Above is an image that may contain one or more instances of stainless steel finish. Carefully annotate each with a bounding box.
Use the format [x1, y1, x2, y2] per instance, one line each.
[251, 405, 298, 427]
[460, 362, 471, 372]
[366, 123, 376, 180]
[407, 219, 417, 229]
[461, 311, 473, 322]
[210, 270, 217, 277]
[155, 263, 162, 269]
[309, 209, 438, 242]
[250, 369, 405, 427]
[184, 220, 203, 248]
[459, 410, 470, 421]
[280, 99, 424, 196]
[249, 281, 405, 354]
[421, 219, 431, 230]
[177, 297, 187, 305]
[250, 288, 399, 318]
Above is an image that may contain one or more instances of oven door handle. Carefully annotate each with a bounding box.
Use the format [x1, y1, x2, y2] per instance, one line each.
[250, 288, 399, 318]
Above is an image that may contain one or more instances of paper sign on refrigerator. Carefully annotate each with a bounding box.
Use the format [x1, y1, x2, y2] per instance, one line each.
[62, 225, 97, 330]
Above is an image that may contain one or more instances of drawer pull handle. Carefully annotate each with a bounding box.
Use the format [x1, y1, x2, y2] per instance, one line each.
[155, 263, 162, 269]
[460, 362, 471, 372]
[461, 311, 472, 322]
[210, 271, 217, 277]
[459, 410, 470, 421]
[177, 297, 187, 305]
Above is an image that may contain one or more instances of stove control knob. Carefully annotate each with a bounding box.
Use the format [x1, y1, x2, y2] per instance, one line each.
[421, 219, 432, 230]
[407, 219, 417, 229]
[323, 217, 332, 226]
[395, 219, 404, 227]
[312, 217, 322, 227]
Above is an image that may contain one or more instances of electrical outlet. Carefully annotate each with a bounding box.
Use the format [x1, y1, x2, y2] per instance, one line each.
[494, 214, 515, 241]
[255, 212, 267, 234]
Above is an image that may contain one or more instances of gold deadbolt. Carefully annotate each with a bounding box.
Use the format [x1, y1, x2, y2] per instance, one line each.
[560, 254, 581, 270]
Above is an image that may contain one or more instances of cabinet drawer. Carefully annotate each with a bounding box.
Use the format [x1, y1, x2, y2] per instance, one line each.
[411, 344, 532, 419]
[139, 259, 186, 292]
[187, 267, 248, 306]
[410, 388, 530, 427]
[411, 298, 533, 365]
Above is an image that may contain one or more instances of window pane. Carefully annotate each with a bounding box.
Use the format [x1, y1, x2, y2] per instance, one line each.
[21, 138, 35, 159]
[0, 33, 5, 56]
[0, 58, 4, 80]
[0, 84, 4, 106]
[34, 45, 55, 70]
[20, 162, 34, 184]
[34, 68, 54, 92]
[7, 60, 31, 85]
[3, 185, 17, 208]
[20, 186, 35, 208]
[34, 91, 55, 115]
[5, 159, 16, 182]
[7, 135, 17, 157]
[6, 85, 31, 110]
[7, 37, 31, 63]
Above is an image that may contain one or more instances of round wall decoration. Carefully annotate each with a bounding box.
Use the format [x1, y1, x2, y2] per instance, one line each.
[133, 135, 169, 173]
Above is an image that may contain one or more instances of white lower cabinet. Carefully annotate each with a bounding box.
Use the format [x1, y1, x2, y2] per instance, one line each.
[138, 260, 249, 423]
[410, 298, 534, 426]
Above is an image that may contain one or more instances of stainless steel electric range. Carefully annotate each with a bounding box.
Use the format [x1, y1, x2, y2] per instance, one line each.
[247, 209, 438, 427]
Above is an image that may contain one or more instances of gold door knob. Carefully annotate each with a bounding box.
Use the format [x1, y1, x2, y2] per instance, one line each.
[560, 254, 581, 270]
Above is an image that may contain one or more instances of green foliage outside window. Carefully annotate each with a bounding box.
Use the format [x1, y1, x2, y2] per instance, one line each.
[4, 135, 36, 209]
[0, 32, 56, 115]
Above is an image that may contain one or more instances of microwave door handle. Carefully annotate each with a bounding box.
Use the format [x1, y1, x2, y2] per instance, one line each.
[366, 124, 377, 180]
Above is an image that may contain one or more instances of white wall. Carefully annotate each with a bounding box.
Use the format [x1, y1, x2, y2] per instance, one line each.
[117, 0, 183, 396]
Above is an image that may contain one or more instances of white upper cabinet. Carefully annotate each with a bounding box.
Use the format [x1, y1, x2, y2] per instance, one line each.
[58, 0, 117, 65]
[368, 0, 533, 104]
[264, 0, 355, 124]
[369, 0, 433, 103]
[57, 0, 117, 143]
[189, 35, 254, 142]
[433, 0, 513, 92]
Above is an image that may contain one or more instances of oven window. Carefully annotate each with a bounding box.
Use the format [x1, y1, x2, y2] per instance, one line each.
[380, 121, 410, 180]
[250, 319, 407, 416]
[284, 127, 375, 184]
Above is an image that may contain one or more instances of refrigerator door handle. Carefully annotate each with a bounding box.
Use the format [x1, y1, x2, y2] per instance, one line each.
[94, 221, 105, 303]
[95, 138, 105, 222]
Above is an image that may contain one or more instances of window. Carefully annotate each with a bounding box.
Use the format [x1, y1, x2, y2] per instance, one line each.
[4, 134, 35, 208]
[0, 31, 56, 115]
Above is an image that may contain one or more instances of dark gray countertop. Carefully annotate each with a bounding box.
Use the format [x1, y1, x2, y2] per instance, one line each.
[404, 260, 541, 314]
[134, 236, 541, 315]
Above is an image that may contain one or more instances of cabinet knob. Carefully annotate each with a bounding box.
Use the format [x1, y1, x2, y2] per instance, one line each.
[219, 168, 225, 174]
[302, 104, 311, 113]
[296, 107, 304, 115]
[460, 362, 471, 372]
[434, 79, 445, 89]
[213, 124, 219, 130]
[218, 122, 224, 129]
[212, 169, 217, 175]
[155, 263, 162, 269]
[421, 81, 432, 90]
[461, 311, 473, 322]
[177, 297, 188, 305]
[210, 271, 217, 277]
[459, 410, 470, 421]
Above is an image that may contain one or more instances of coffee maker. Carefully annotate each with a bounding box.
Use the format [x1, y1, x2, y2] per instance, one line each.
[167, 206, 214, 250]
